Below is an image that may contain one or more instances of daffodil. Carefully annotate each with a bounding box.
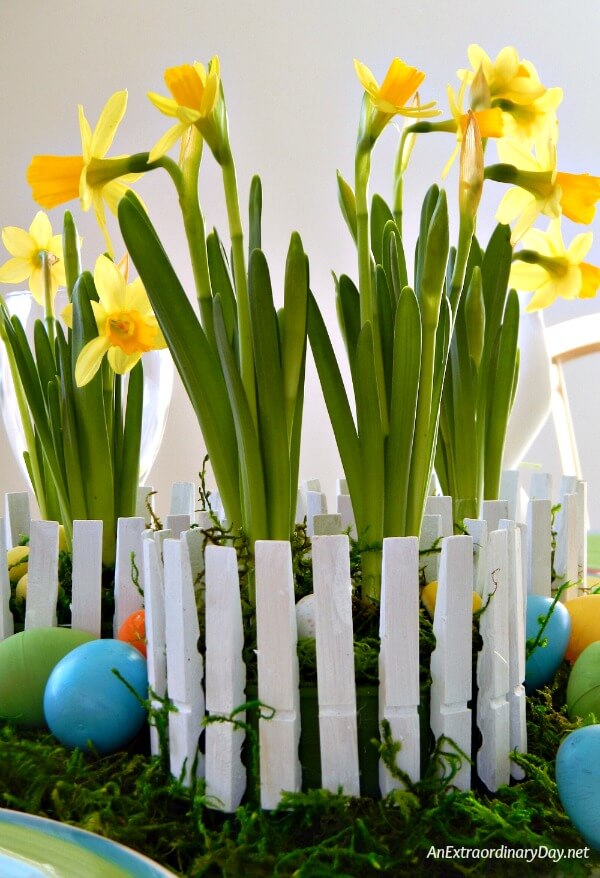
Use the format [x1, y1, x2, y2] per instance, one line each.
[490, 135, 600, 242]
[442, 79, 504, 177]
[147, 59, 221, 162]
[458, 45, 562, 144]
[0, 211, 66, 303]
[354, 57, 439, 143]
[27, 91, 141, 256]
[62, 254, 167, 385]
[510, 219, 600, 311]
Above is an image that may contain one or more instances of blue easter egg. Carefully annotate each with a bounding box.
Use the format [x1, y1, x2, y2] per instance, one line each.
[556, 725, 600, 851]
[525, 594, 571, 691]
[43, 639, 148, 754]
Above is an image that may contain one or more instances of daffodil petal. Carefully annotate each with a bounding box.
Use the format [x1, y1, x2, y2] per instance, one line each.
[61, 303, 73, 328]
[354, 59, 379, 99]
[148, 122, 188, 162]
[78, 105, 93, 162]
[495, 187, 533, 225]
[90, 192, 114, 258]
[1, 227, 35, 259]
[568, 232, 593, 264]
[28, 266, 45, 305]
[525, 285, 557, 311]
[28, 211, 52, 247]
[509, 261, 548, 290]
[497, 137, 541, 170]
[107, 346, 142, 374]
[75, 336, 111, 386]
[90, 299, 107, 331]
[0, 257, 32, 284]
[510, 200, 546, 244]
[94, 254, 125, 311]
[91, 90, 128, 158]
[124, 277, 151, 315]
[147, 92, 179, 118]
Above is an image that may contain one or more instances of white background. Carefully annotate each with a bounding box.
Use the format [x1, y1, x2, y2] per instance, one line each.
[1, 0, 599, 524]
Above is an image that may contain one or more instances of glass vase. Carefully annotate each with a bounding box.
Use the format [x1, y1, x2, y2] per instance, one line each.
[0, 289, 173, 486]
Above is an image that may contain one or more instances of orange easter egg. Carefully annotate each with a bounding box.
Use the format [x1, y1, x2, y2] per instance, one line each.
[117, 609, 147, 657]
[565, 594, 600, 662]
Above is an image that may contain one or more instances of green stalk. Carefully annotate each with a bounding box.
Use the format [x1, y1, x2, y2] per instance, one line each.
[221, 147, 257, 428]
[178, 128, 216, 349]
[41, 252, 56, 353]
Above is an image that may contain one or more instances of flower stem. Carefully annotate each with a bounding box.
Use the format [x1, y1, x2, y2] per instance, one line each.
[177, 129, 217, 349]
[41, 252, 56, 352]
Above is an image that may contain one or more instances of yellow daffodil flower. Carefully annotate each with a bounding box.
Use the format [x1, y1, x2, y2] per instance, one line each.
[27, 92, 141, 256]
[147, 59, 221, 162]
[0, 211, 66, 303]
[442, 79, 504, 177]
[62, 254, 167, 386]
[493, 135, 600, 242]
[458, 45, 562, 145]
[510, 219, 600, 311]
[354, 57, 439, 142]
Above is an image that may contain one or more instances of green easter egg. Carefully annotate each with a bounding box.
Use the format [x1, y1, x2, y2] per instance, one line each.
[0, 627, 96, 728]
[567, 640, 600, 722]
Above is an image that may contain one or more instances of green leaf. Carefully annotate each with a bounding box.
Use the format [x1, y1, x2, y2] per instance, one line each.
[370, 194, 394, 265]
[62, 211, 82, 300]
[71, 274, 116, 563]
[385, 287, 421, 536]
[307, 292, 363, 528]
[375, 266, 394, 414]
[249, 249, 290, 540]
[249, 175, 262, 257]
[280, 233, 308, 445]
[33, 320, 57, 404]
[337, 170, 357, 243]
[484, 290, 520, 499]
[335, 274, 361, 387]
[382, 221, 408, 302]
[414, 184, 440, 297]
[214, 295, 268, 545]
[207, 230, 237, 347]
[119, 190, 242, 529]
[481, 223, 512, 349]
[119, 363, 144, 519]
[55, 324, 87, 521]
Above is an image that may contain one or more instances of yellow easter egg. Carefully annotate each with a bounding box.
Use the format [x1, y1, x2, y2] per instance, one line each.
[7, 546, 29, 583]
[565, 594, 600, 663]
[421, 580, 482, 619]
[15, 574, 27, 602]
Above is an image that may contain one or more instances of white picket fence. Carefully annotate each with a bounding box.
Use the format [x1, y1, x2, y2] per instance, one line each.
[0, 471, 589, 811]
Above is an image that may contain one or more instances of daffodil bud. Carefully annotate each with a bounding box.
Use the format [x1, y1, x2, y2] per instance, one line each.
[465, 266, 485, 367]
[459, 111, 484, 222]
[469, 64, 491, 112]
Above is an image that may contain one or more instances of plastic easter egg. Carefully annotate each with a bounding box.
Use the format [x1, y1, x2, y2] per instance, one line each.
[567, 641, 600, 721]
[525, 594, 571, 691]
[420, 581, 482, 619]
[117, 609, 147, 657]
[556, 725, 600, 851]
[0, 628, 95, 728]
[15, 574, 27, 602]
[296, 594, 316, 639]
[565, 594, 600, 662]
[44, 639, 148, 754]
[6, 546, 28, 583]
